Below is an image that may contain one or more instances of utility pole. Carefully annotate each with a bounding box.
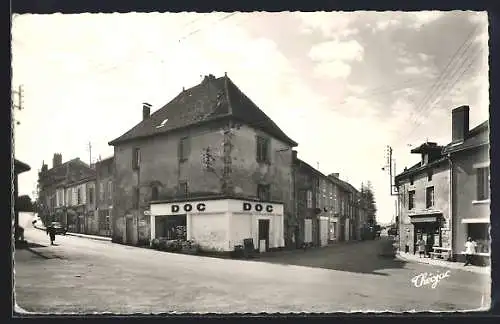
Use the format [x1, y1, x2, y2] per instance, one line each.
[383, 145, 398, 197]
[12, 85, 24, 125]
[88, 142, 92, 166]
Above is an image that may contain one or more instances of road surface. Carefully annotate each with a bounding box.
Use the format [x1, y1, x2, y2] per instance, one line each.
[14, 214, 490, 313]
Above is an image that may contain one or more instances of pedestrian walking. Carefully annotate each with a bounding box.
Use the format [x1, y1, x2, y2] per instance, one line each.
[417, 236, 426, 258]
[464, 237, 477, 266]
[47, 224, 56, 246]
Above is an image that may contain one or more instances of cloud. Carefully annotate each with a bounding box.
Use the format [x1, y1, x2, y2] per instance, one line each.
[313, 60, 352, 79]
[309, 40, 364, 62]
[374, 19, 401, 31]
[410, 11, 445, 28]
[397, 65, 431, 75]
[297, 11, 359, 38]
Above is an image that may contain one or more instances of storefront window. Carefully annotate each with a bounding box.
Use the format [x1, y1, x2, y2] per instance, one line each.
[467, 223, 490, 253]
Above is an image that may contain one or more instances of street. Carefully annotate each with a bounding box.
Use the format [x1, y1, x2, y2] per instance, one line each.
[15, 219, 490, 313]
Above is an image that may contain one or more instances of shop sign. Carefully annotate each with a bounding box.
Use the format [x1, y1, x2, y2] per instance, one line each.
[171, 203, 206, 213]
[243, 202, 274, 213]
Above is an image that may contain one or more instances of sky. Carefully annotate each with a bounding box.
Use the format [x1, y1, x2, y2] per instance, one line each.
[12, 11, 489, 224]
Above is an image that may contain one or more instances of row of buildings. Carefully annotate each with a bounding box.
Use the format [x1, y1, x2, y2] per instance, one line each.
[395, 105, 490, 263]
[37, 73, 374, 252]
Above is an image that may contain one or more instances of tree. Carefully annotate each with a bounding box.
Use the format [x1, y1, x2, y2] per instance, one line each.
[16, 195, 34, 212]
[363, 181, 377, 226]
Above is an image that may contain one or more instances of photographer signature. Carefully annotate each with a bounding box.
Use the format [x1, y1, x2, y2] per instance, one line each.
[411, 270, 451, 289]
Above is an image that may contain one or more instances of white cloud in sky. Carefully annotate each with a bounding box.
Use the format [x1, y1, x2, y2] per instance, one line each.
[309, 40, 365, 62]
[297, 11, 359, 38]
[374, 19, 401, 31]
[397, 65, 431, 75]
[411, 11, 445, 28]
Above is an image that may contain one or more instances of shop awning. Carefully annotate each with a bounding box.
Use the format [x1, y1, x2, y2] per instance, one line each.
[461, 218, 490, 224]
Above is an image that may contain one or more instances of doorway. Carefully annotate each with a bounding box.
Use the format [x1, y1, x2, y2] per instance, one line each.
[126, 217, 134, 244]
[258, 219, 270, 252]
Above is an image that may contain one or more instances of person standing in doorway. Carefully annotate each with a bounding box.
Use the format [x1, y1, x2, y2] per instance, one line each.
[464, 237, 477, 266]
[417, 236, 426, 258]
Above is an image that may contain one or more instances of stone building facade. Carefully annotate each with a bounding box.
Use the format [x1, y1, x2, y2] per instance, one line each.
[108, 74, 297, 247]
[95, 156, 114, 237]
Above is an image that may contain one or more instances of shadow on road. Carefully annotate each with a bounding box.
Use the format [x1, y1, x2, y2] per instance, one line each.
[15, 242, 47, 250]
[251, 237, 407, 276]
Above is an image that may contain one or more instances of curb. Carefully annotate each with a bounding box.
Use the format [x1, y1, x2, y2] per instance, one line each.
[396, 252, 489, 275]
[65, 232, 112, 242]
[33, 225, 111, 243]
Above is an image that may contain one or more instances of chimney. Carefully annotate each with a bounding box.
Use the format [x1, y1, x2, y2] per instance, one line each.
[451, 105, 470, 143]
[52, 153, 62, 168]
[142, 103, 152, 120]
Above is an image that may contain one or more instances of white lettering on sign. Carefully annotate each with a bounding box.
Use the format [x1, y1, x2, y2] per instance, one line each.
[411, 270, 451, 289]
[243, 202, 274, 213]
[171, 203, 206, 213]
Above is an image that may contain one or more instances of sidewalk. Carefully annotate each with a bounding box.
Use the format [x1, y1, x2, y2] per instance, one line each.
[396, 251, 490, 275]
[33, 225, 111, 242]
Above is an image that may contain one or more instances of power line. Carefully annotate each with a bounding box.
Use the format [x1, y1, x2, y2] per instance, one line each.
[401, 24, 481, 141]
[404, 48, 483, 141]
[95, 13, 240, 76]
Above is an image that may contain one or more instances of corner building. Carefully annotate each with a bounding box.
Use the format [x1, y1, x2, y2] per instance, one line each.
[109, 74, 297, 251]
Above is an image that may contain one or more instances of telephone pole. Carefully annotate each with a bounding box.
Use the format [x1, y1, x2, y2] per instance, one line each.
[88, 142, 92, 166]
[12, 85, 24, 125]
[383, 145, 398, 197]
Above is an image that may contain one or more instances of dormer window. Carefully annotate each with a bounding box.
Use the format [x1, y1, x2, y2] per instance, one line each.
[156, 119, 168, 129]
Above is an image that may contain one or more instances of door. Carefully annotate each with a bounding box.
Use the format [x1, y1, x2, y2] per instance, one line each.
[126, 217, 134, 244]
[258, 219, 270, 252]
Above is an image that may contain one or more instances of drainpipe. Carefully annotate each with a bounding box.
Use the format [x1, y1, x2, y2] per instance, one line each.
[447, 154, 454, 260]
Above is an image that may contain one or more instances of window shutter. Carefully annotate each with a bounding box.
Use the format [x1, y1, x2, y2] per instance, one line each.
[256, 136, 261, 162]
[476, 169, 483, 200]
[265, 138, 271, 163]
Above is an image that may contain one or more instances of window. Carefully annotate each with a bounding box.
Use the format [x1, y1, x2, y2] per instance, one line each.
[108, 180, 113, 202]
[77, 188, 82, 205]
[100, 182, 105, 202]
[306, 190, 313, 208]
[178, 137, 190, 162]
[427, 171, 433, 181]
[256, 136, 270, 163]
[88, 187, 94, 205]
[151, 186, 159, 201]
[133, 187, 140, 209]
[179, 181, 188, 197]
[257, 184, 271, 201]
[108, 162, 113, 175]
[426, 186, 435, 208]
[132, 148, 140, 169]
[476, 167, 490, 201]
[66, 188, 72, 206]
[410, 177, 414, 185]
[467, 223, 490, 253]
[408, 190, 415, 210]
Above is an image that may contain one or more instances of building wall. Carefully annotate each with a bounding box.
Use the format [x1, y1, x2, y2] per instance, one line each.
[96, 158, 114, 237]
[112, 124, 226, 244]
[398, 161, 450, 253]
[112, 121, 293, 246]
[452, 145, 490, 256]
[230, 124, 294, 241]
[190, 213, 227, 251]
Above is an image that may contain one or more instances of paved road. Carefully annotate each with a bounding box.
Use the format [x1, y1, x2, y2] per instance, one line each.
[14, 217, 490, 313]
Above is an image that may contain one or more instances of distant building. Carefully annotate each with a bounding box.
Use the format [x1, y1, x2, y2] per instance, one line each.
[95, 156, 114, 237]
[38, 154, 95, 229]
[292, 154, 366, 247]
[442, 106, 489, 262]
[395, 141, 450, 254]
[108, 74, 297, 251]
